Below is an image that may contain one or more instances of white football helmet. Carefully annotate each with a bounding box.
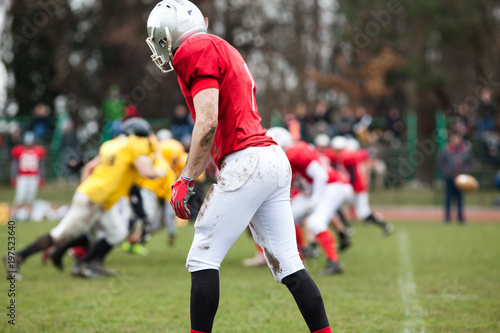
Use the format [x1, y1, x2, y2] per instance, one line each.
[146, 0, 207, 73]
[267, 127, 294, 151]
[156, 128, 173, 141]
[331, 136, 347, 150]
[314, 134, 330, 148]
[345, 138, 360, 151]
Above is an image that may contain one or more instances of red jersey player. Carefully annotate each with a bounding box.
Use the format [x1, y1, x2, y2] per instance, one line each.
[146, 2, 332, 333]
[331, 136, 394, 235]
[10, 131, 46, 219]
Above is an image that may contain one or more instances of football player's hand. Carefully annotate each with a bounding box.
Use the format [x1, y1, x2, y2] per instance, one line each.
[38, 178, 45, 188]
[10, 177, 17, 188]
[170, 176, 195, 219]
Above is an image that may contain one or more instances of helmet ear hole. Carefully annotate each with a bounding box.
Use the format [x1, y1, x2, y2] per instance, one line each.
[159, 38, 167, 48]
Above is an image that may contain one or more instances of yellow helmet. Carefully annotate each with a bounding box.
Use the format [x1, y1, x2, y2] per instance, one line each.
[157, 139, 185, 166]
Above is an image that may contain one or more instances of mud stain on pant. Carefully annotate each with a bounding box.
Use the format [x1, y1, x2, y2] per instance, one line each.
[263, 247, 282, 276]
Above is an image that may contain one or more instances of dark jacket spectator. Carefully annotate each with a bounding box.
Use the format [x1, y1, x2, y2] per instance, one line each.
[477, 89, 496, 136]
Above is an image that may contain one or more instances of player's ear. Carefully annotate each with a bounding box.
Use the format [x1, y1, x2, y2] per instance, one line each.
[205, 17, 209, 28]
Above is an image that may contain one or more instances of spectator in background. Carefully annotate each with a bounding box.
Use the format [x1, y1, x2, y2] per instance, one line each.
[170, 104, 193, 141]
[385, 107, 404, 146]
[30, 103, 52, 143]
[8, 122, 23, 151]
[352, 106, 373, 144]
[123, 105, 142, 121]
[438, 133, 474, 224]
[294, 103, 309, 142]
[102, 85, 126, 140]
[454, 103, 473, 139]
[336, 106, 355, 136]
[477, 88, 496, 137]
[311, 101, 334, 138]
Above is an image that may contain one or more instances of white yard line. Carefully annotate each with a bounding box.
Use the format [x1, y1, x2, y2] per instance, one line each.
[398, 231, 426, 333]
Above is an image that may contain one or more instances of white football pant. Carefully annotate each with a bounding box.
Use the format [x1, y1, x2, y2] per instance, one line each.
[14, 175, 39, 204]
[186, 145, 304, 283]
[293, 183, 354, 236]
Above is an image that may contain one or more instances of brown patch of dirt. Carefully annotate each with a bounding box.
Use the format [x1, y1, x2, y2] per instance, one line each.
[263, 247, 282, 276]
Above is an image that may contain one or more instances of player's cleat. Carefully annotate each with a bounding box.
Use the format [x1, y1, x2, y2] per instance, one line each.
[49, 248, 64, 271]
[168, 234, 176, 247]
[338, 234, 351, 252]
[242, 252, 267, 267]
[383, 223, 395, 236]
[71, 262, 104, 279]
[3, 254, 23, 281]
[320, 259, 344, 275]
[88, 261, 116, 277]
[302, 243, 320, 259]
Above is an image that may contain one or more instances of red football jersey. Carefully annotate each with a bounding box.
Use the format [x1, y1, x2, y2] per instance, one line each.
[173, 34, 276, 169]
[286, 141, 348, 184]
[11, 145, 46, 175]
[337, 149, 370, 192]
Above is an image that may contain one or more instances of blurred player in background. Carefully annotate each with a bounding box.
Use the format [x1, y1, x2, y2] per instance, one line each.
[4, 118, 163, 280]
[331, 136, 394, 235]
[10, 131, 46, 220]
[146, 1, 332, 332]
[269, 127, 350, 274]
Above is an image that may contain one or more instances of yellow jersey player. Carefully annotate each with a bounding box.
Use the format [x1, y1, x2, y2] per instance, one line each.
[4, 118, 164, 280]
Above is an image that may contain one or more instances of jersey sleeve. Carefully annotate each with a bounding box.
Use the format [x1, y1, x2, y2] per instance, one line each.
[36, 146, 46, 159]
[10, 146, 22, 158]
[173, 38, 222, 91]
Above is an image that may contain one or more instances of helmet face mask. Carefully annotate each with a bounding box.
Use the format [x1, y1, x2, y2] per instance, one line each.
[146, 0, 207, 74]
[146, 26, 174, 73]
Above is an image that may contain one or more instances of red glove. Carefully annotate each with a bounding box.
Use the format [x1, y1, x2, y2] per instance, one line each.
[170, 176, 196, 220]
[38, 178, 45, 188]
[10, 177, 17, 188]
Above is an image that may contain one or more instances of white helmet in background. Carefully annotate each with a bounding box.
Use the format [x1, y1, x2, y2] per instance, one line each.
[146, 0, 207, 73]
[267, 127, 294, 151]
[314, 134, 330, 148]
[346, 138, 360, 151]
[157, 129, 173, 141]
[331, 136, 347, 150]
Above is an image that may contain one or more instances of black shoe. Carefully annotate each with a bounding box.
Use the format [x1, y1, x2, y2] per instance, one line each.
[303, 243, 320, 259]
[49, 249, 64, 271]
[383, 223, 395, 236]
[320, 260, 344, 275]
[338, 236, 351, 252]
[88, 261, 116, 277]
[71, 262, 103, 279]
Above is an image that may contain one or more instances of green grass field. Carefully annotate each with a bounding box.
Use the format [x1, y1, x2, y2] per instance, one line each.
[0, 220, 499, 333]
[1, 182, 499, 207]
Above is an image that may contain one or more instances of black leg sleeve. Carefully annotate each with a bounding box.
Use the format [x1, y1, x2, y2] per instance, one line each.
[129, 185, 147, 219]
[282, 269, 330, 332]
[18, 234, 54, 260]
[51, 234, 89, 258]
[365, 213, 387, 228]
[336, 209, 350, 228]
[191, 269, 220, 333]
[81, 239, 113, 263]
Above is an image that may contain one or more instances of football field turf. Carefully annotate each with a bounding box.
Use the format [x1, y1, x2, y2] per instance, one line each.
[0, 220, 499, 332]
